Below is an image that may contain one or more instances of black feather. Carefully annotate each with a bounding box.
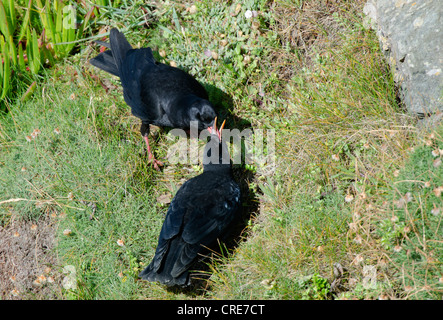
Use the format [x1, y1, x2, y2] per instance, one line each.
[89, 28, 217, 133]
[139, 135, 240, 287]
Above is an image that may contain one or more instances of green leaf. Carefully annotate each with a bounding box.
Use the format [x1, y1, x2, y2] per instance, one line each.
[18, 43, 25, 71]
[5, 0, 15, 32]
[8, 34, 15, 65]
[26, 28, 41, 75]
[158, 25, 174, 36]
[172, 7, 181, 31]
[55, 0, 63, 34]
[35, 0, 48, 30]
[20, 81, 37, 102]
[32, 29, 41, 74]
[36, 0, 56, 46]
[0, 41, 11, 99]
[17, 0, 32, 43]
[76, 5, 94, 38]
[0, 1, 11, 41]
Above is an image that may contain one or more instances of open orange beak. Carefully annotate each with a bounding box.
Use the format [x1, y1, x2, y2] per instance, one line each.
[208, 117, 226, 140]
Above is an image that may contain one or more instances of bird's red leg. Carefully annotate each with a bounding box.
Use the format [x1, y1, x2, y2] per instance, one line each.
[143, 135, 163, 171]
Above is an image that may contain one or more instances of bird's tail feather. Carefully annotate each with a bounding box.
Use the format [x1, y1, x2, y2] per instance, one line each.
[89, 50, 119, 77]
[109, 28, 132, 74]
[139, 239, 191, 287]
[89, 28, 132, 77]
[93, 40, 110, 49]
[139, 262, 189, 287]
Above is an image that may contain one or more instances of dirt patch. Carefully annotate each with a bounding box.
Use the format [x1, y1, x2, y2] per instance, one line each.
[0, 214, 64, 300]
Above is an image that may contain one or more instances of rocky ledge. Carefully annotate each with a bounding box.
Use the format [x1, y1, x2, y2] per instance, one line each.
[364, 0, 442, 124]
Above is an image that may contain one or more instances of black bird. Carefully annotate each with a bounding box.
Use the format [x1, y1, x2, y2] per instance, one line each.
[139, 118, 241, 287]
[89, 28, 217, 170]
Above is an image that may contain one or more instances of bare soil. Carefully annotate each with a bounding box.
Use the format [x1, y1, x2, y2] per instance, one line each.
[0, 213, 64, 300]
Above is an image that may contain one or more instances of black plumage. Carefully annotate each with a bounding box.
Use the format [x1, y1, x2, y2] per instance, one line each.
[139, 119, 241, 287]
[89, 28, 217, 170]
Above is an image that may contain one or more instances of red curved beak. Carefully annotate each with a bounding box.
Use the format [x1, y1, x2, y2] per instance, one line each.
[207, 116, 225, 140]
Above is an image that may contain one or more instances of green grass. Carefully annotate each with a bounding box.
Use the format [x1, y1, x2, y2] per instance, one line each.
[1, 0, 441, 300]
[376, 127, 443, 299]
[1, 65, 156, 298]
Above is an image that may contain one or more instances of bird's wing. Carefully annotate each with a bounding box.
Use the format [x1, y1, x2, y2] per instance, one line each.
[147, 179, 191, 273]
[119, 48, 161, 121]
[168, 178, 241, 277]
[149, 176, 240, 277]
[153, 65, 209, 100]
[181, 180, 240, 245]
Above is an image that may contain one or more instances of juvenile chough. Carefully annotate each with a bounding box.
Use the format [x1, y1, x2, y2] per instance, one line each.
[89, 28, 217, 170]
[139, 118, 241, 287]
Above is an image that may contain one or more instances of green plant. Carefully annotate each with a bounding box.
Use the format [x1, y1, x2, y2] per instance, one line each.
[300, 273, 331, 300]
[376, 126, 443, 299]
[0, 34, 11, 99]
[0, 0, 102, 106]
[34, 0, 95, 59]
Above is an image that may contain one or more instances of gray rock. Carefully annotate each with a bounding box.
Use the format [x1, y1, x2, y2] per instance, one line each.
[364, 0, 443, 119]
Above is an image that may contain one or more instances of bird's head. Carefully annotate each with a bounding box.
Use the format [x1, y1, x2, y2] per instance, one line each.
[203, 117, 231, 172]
[189, 99, 217, 130]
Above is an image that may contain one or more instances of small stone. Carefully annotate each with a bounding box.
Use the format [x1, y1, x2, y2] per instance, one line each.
[188, 5, 197, 14]
[395, 0, 406, 8]
[352, 254, 364, 265]
[156, 193, 172, 204]
[413, 17, 423, 28]
[427, 68, 441, 76]
[345, 194, 354, 203]
[431, 204, 440, 216]
[432, 186, 442, 197]
[231, 3, 241, 17]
